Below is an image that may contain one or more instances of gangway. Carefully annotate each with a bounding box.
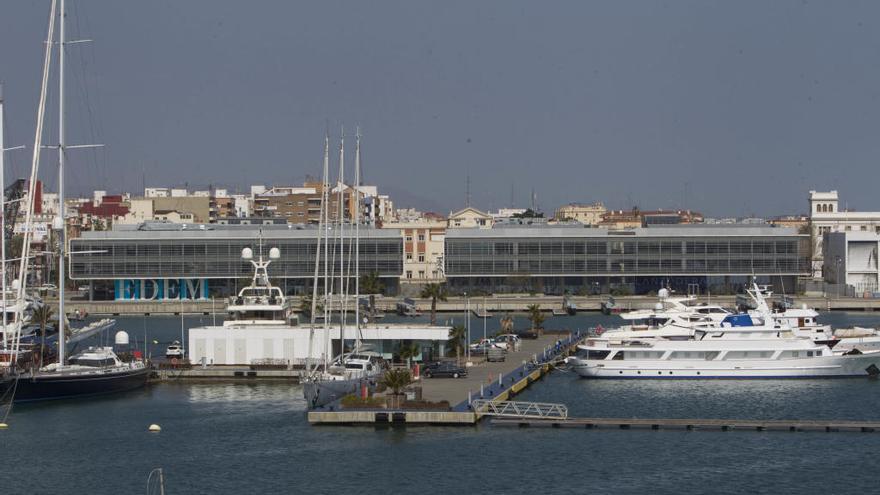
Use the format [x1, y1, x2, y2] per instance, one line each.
[471, 400, 568, 420]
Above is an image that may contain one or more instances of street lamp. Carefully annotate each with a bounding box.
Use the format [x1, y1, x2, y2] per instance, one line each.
[464, 291, 470, 363]
[836, 256, 843, 298]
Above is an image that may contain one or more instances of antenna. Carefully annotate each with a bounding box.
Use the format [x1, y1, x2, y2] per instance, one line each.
[466, 173, 471, 208]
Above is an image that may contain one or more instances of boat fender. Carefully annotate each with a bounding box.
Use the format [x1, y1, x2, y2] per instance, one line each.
[148, 424, 161, 432]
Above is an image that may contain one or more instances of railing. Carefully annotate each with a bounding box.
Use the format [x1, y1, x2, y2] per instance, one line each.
[471, 400, 568, 419]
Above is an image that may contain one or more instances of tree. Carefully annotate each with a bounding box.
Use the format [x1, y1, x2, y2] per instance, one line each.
[499, 315, 514, 336]
[512, 208, 543, 219]
[420, 283, 448, 325]
[32, 305, 54, 368]
[299, 294, 323, 320]
[359, 271, 383, 314]
[381, 368, 412, 395]
[447, 324, 467, 365]
[397, 341, 420, 368]
[526, 304, 545, 332]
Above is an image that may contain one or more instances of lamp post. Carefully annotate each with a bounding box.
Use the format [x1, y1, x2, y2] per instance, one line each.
[464, 291, 470, 362]
[836, 256, 843, 298]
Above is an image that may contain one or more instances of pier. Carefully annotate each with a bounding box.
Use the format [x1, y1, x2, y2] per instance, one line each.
[490, 417, 880, 433]
[307, 330, 584, 425]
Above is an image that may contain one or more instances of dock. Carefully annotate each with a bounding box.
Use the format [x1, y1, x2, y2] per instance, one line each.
[307, 330, 584, 425]
[490, 417, 880, 433]
[154, 366, 301, 381]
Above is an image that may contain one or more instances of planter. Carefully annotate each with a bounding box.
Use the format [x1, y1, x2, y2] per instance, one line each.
[385, 393, 406, 409]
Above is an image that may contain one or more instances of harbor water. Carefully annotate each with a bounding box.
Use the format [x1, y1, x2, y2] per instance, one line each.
[2, 312, 880, 494]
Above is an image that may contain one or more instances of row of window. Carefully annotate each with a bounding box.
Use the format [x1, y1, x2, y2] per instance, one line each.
[446, 240, 802, 257]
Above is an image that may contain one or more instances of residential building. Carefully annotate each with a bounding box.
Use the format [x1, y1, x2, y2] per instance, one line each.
[447, 207, 494, 229]
[382, 218, 447, 285]
[554, 202, 607, 225]
[809, 190, 880, 278]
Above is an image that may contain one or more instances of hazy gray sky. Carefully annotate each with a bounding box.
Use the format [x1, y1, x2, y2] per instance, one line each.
[1, 0, 878, 216]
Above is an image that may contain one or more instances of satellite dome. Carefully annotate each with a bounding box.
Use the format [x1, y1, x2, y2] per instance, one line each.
[654, 302, 664, 311]
[658, 288, 670, 299]
[241, 247, 253, 260]
[269, 247, 281, 259]
[114, 330, 130, 345]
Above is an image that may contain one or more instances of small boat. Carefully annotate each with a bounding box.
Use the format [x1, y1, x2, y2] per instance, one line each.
[165, 341, 184, 359]
[601, 296, 621, 315]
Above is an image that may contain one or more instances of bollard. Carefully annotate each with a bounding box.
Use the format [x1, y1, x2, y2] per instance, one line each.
[468, 390, 472, 405]
[480, 383, 484, 398]
[498, 373, 503, 386]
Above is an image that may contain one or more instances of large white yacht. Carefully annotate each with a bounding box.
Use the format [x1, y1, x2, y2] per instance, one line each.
[569, 317, 880, 379]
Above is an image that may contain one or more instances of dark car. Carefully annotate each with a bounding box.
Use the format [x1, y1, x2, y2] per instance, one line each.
[423, 362, 468, 379]
[514, 329, 540, 340]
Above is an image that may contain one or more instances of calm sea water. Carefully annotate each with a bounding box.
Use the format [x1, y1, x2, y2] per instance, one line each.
[2, 312, 880, 494]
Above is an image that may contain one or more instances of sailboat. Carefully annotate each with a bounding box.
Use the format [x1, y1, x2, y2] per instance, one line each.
[302, 130, 382, 409]
[0, 0, 149, 403]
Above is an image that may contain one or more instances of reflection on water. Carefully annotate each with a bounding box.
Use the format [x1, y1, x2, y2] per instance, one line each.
[184, 382, 305, 409]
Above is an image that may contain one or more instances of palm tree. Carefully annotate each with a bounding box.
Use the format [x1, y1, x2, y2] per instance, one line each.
[499, 314, 514, 336]
[527, 304, 545, 333]
[420, 283, 448, 325]
[447, 324, 466, 365]
[397, 341, 420, 368]
[381, 368, 412, 395]
[359, 271, 383, 315]
[32, 305, 54, 368]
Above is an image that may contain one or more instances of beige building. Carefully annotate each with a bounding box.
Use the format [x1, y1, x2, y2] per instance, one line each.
[383, 218, 447, 284]
[555, 202, 607, 225]
[447, 207, 493, 229]
[152, 196, 210, 223]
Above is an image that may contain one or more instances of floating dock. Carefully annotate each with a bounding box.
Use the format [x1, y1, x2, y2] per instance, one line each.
[307, 331, 584, 425]
[491, 417, 880, 433]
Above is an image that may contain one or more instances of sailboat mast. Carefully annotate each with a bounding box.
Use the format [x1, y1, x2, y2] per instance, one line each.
[306, 135, 328, 376]
[57, 0, 67, 365]
[354, 127, 361, 349]
[337, 130, 345, 352]
[322, 134, 331, 369]
[14, 0, 58, 362]
[0, 84, 6, 346]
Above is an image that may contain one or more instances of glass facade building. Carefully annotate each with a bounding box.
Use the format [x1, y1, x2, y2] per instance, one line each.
[70, 225, 403, 299]
[444, 225, 810, 295]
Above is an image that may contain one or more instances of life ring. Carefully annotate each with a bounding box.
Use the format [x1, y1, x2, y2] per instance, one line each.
[171, 357, 179, 366]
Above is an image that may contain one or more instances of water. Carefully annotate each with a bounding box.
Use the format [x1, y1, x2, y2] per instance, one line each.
[3, 312, 880, 494]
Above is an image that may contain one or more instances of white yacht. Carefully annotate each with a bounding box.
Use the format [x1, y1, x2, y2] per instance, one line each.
[568, 322, 880, 379]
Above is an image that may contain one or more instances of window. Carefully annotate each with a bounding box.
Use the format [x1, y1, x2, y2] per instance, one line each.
[406, 254, 413, 261]
[418, 270, 425, 278]
[405, 236, 413, 242]
[406, 271, 412, 279]
[418, 234, 425, 242]
[418, 255, 425, 262]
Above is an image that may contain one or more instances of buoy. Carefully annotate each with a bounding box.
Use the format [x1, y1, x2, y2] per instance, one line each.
[0, 423, 8, 429]
[148, 424, 161, 432]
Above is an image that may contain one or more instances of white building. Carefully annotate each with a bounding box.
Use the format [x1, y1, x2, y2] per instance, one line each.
[809, 190, 880, 278]
[447, 207, 494, 229]
[189, 324, 451, 365]
[145, 187, 170, 198]
[824, 231, 880, 295]
[41, 192, 59, 216]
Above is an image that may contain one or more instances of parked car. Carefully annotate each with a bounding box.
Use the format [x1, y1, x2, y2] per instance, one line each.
[514, 329, 540, 340]
[423, 362, 468, 379]
[469, 338, 505, 350]
[494, 334, 521, 350]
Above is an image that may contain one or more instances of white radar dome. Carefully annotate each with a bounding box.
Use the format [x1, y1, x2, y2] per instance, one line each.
[241, 247, 253, 260]
[658, 288, 670, 299]
[114, 330, 130, 345]
[269, 247, 281, 260]
[654, 302, 664, 311]
[52, 216, 63, 230]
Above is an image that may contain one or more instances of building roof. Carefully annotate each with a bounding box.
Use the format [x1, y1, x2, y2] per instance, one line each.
[78, 223, 402, 240]
[445, 224, 801, 239]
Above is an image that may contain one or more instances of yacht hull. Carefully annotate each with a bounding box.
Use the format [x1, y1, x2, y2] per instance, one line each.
[568, 353, 880, 379]
[1, 366, 151, 403]
[303, 376, 379, 409]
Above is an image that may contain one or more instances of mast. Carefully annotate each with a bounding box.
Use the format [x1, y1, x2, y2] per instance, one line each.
[0, 83, 6, 347]
[354, 127, 361, 349]
[322, 133, 331, 370]
[57, 0, 67, 365]
[337, 129, 345, 354]
[14, 0, 58, 363]
[306, 135, 329, 376]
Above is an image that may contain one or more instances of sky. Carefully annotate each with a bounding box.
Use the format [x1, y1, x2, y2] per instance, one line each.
[1, 0, 879, 217]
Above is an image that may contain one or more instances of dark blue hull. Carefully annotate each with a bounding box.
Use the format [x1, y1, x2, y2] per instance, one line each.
[1, 367, 150, 403]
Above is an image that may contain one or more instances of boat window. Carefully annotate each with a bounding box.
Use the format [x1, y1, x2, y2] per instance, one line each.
[611, 352, 624, 360]
[807, 351, 813, 357]
[344, 363, 364, 370]
[586, 350, 611, 360]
